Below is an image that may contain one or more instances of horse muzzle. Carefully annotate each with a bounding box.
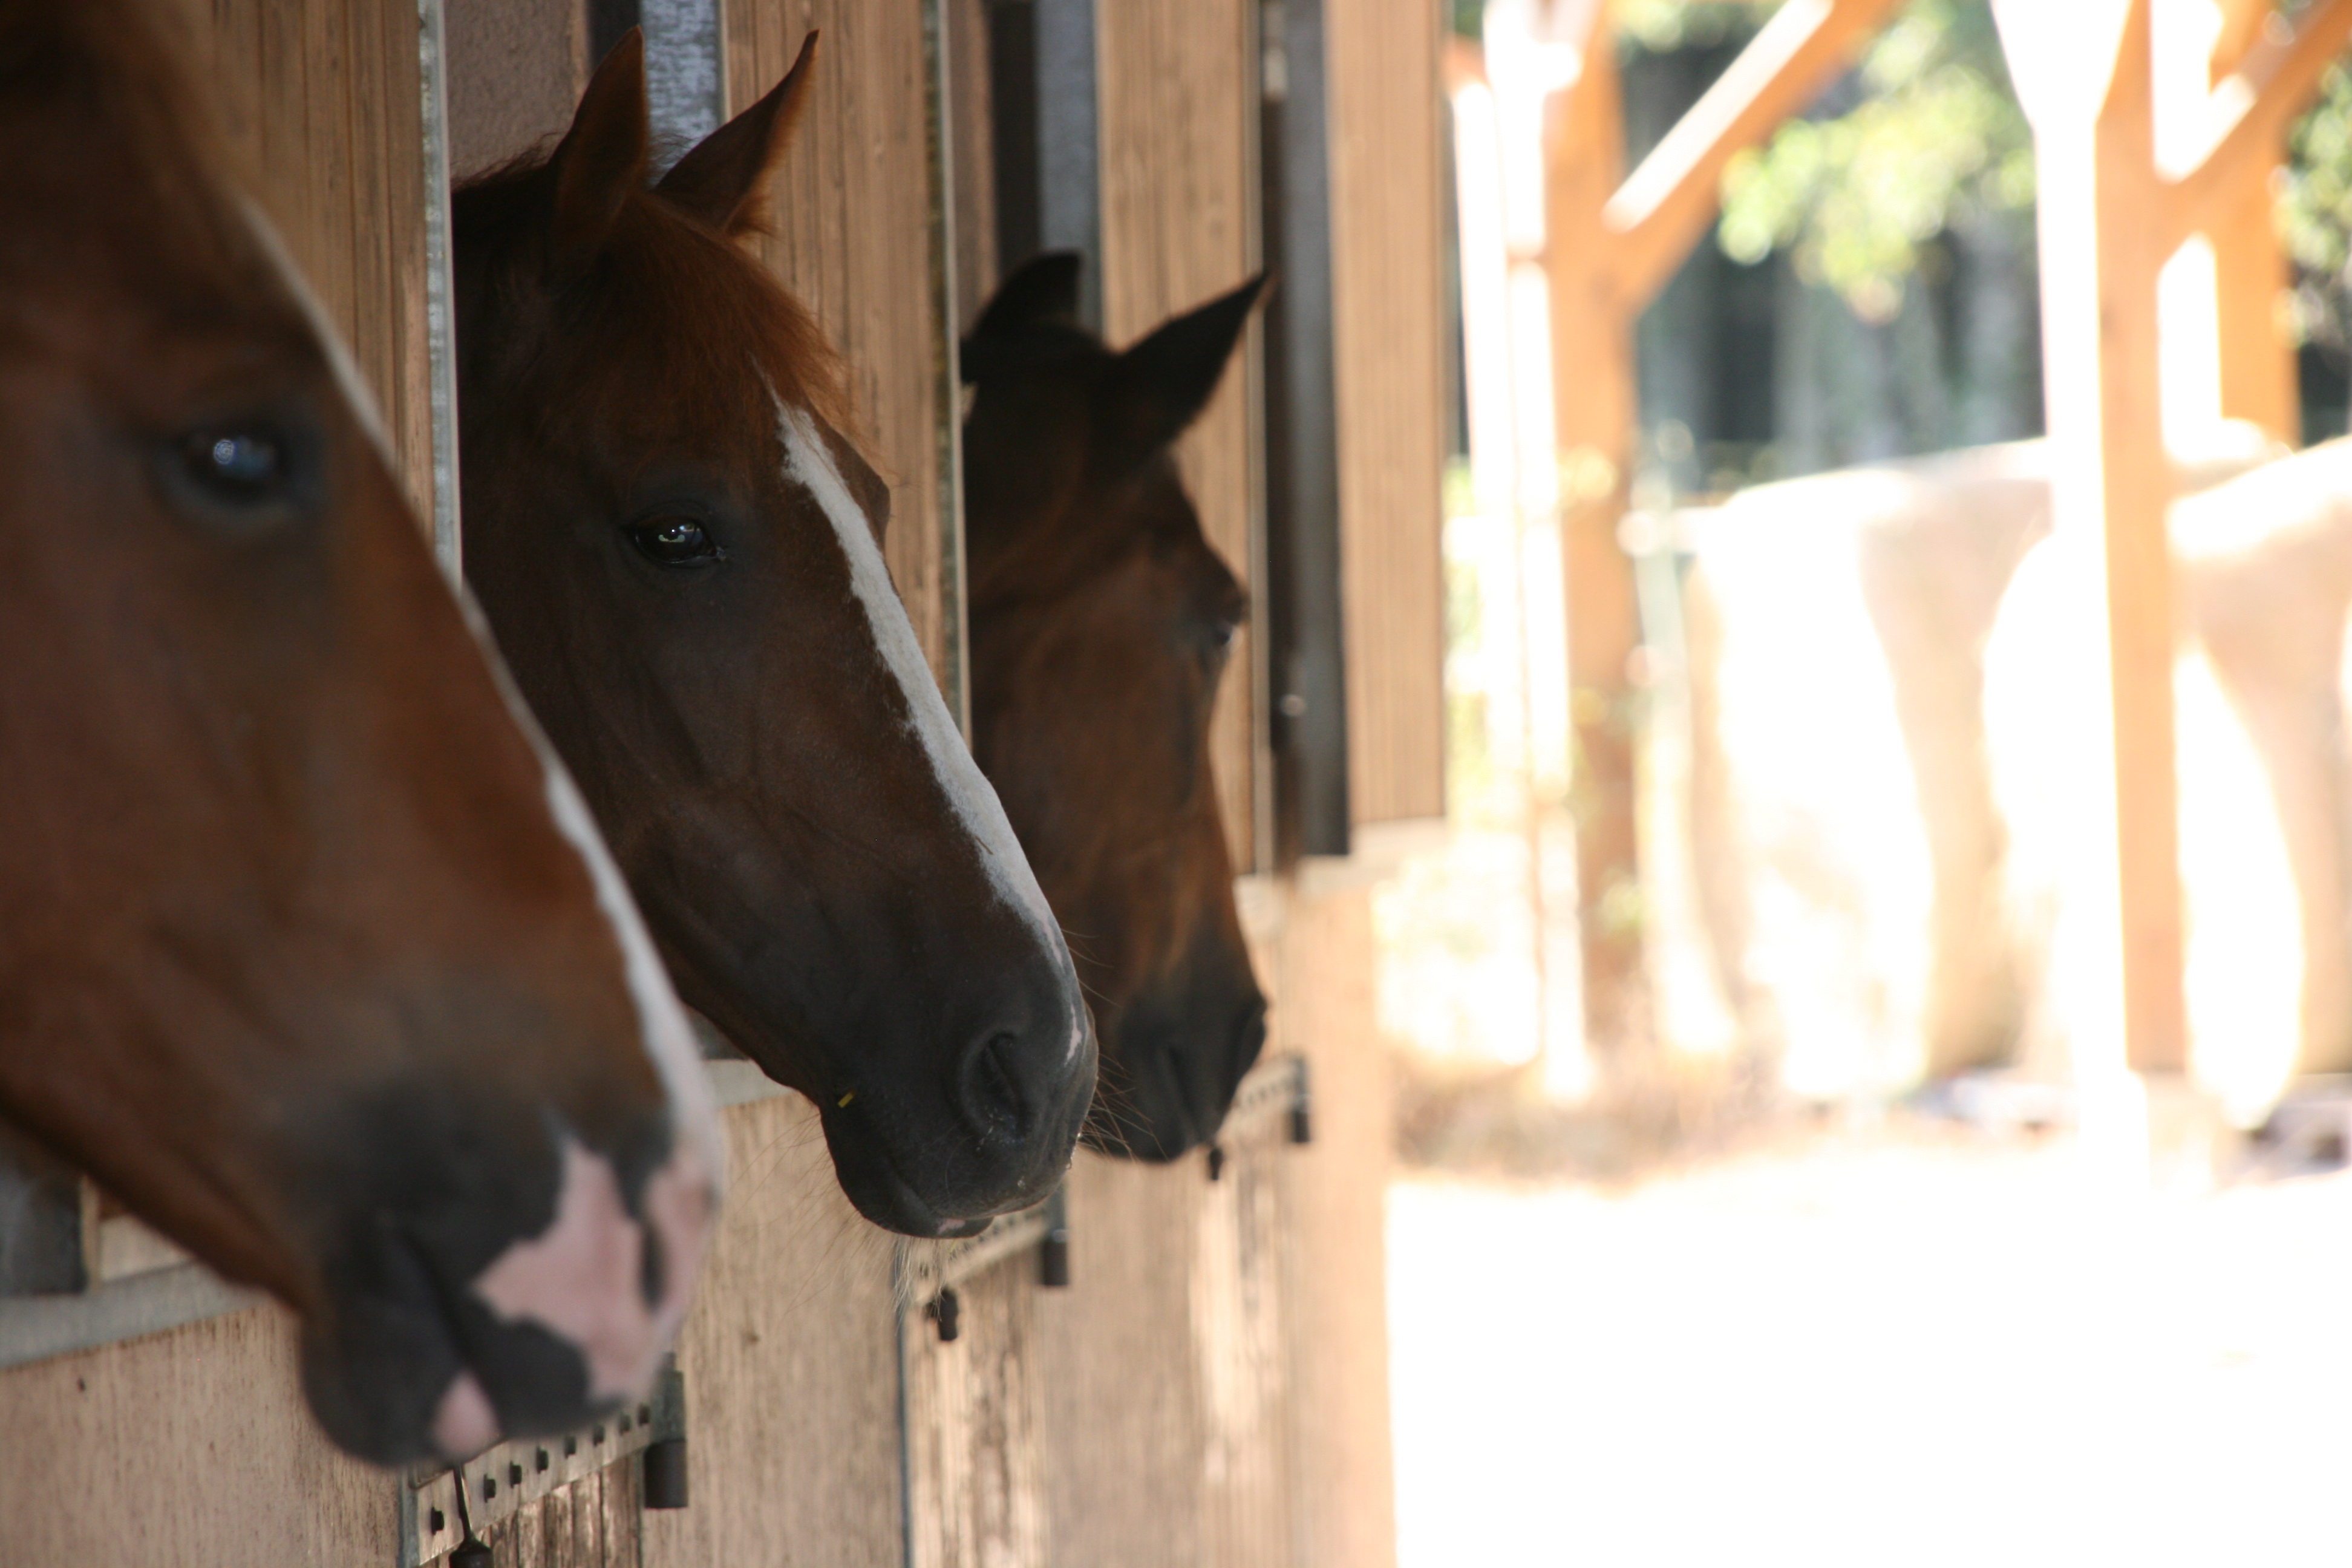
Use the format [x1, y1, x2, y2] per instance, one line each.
[298, 1129, 714, 1466]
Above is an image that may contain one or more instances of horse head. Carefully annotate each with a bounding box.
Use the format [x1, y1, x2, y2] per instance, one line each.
[961, 253, 1270, 1161]
[0, 0, 720, 1465]
[452, 34, 1094, 1235]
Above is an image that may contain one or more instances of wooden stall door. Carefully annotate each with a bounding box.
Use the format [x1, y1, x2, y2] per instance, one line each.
[903, 1254, 1051, 1568]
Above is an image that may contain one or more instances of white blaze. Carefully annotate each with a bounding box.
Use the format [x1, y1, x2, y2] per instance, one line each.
[774, 400, 1085, 1060]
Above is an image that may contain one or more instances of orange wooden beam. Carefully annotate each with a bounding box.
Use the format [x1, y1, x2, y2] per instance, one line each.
[2163, 0, 2352, 251]
[1595, 0, 1906, 310]
[2210, 0, 2277, 82]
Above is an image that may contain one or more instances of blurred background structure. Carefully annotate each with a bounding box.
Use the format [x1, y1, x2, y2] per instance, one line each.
[1384, 3, 2352, 1563]
[1388, 0, 2352, 1152]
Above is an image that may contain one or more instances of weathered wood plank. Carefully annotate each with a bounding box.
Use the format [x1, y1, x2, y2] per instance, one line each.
[1328, 0, 1446, 826]
[903, 1254, 1048, 1568]
[639, 1091, 906, 1568]
[0, 1304, 393, 1566]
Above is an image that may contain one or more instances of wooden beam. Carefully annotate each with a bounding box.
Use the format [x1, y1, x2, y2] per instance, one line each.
[1543, 13, 1650, 1070]
[2209, 0, 2276, 82]
[2096, 5, 2187, 1074]
[2210, 158, 2299, 440]
[2012, 0, 2187, 1074]
[1598, 0, 1906, 310]
[2162, 0, 2352, 250]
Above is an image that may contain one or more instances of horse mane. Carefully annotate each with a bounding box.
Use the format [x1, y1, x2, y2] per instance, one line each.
[455, 151, 858, 445]
[0, 0, 258, 298]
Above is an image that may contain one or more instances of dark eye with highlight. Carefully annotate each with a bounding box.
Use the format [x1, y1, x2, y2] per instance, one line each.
[180, 429, 287, 504]
[158, 420, 314, 535]
[625, 514, 724, 567]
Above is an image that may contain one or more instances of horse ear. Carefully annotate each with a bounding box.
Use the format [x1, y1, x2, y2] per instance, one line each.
[549, 29, 650, 275]
[657, 31, 817, 237]
[1109, 272, 1269, 455]
[969, 252, 1084, 344]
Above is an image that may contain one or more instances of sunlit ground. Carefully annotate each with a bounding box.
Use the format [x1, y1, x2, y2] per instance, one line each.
[1388, 1126, 2352, 1568]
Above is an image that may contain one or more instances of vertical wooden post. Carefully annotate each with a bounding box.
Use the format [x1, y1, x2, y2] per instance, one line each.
[2005, 0, 2187, 1076]
[2209, 168, 2298, 440]
[2204, 18, 2301, 444]
[1544, 25, 1648, 1071]
[2098, 4, 2189, 1075]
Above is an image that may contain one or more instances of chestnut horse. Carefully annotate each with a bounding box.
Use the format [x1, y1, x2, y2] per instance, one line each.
[960, 254, 1269, 1160]
[0, 1, 720, 1463]
[452, 35, 1092, 1235]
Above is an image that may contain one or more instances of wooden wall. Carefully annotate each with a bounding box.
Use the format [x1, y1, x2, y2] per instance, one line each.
[1329, 0, 1446, 827]
[2, 5, 1414, 1566]
[726, 0, 959, 684]
[1096, 0, 1265, 867]
[0, 1302, 391, 1563]
[641, 1093, 906, 1568]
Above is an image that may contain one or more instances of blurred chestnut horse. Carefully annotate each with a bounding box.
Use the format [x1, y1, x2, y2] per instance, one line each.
[454, 34, 1091, 1235]
[960, 254, 1269, 1160]
[0, 1, 720, 1464]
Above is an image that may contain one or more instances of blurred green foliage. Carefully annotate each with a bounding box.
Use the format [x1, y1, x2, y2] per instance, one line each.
[1711, 0, 2034, 322]
[2282, 62, 2352, 350]
[1616, 0, 1768, 51]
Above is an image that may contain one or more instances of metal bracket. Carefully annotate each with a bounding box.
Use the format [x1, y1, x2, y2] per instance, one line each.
[1221, 1051, 1312, 1146]
[898, 1191, 1060, 1334]
[397, 1356, 687, 1567]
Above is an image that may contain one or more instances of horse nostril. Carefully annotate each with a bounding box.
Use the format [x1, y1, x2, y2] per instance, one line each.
[958, 1030, 1029, 1147]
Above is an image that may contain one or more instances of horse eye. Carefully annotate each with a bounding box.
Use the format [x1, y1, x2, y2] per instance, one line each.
[179, 428, 286, 503]
[626, 514, 722, 567]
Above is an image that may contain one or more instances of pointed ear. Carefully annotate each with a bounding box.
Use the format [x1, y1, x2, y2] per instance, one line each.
[549, 30, 650, 276]
[972, 252, 1083, 341]
[1110, 272, 1269, 454]
[961, 252, 1085, 384]
[657, 31, 817, 237]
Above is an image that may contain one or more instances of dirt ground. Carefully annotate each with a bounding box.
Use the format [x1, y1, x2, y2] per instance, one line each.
[1387, 1117, 2352, 1567]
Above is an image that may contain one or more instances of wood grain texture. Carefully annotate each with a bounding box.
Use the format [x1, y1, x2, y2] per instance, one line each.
[1265, 881, 1397, 1568]
[1327, 0, 1445, 826]
[192, 0, 439, 524]
[1096, 0, 1263, 866]
[481, 1447, 645, 1567]
[947, 0, 996, 331]
[0, 1304, 393, 1566]
[725, 0, 956, 681]
[639, 1091, 907, 1568]
[1194, 1123, 1298, 1568]
[1036, 1151, 1213, 1568]
[903, 1255, 1048, 1568]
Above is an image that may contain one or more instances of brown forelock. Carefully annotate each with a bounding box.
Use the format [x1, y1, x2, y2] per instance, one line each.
[0, 2, 665, 1308]
[457, 155, 855, 449]
[0, 1, 260, 316]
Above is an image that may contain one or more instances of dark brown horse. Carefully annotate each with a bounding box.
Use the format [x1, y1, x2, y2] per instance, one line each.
[959, 254, 1269, 1160]
[0, 0, 720, 1465]
[452, 34, 1092, 1235]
